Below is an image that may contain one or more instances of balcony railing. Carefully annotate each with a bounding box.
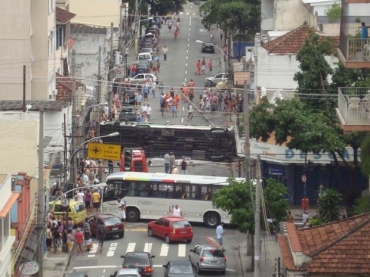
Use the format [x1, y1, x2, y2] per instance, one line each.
[339, 36, 370, 62]
[337, 87, 370, 124]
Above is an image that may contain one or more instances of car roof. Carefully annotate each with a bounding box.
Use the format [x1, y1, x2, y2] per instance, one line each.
[168, 260, 192, 266]
[160, 216, 189, 222]
[196, 244, 217, 250]
[125, 251, 150, 256]
[94, 213, 117, 219]
[203, 42, 214, 45]
[116, 268, 140, 274]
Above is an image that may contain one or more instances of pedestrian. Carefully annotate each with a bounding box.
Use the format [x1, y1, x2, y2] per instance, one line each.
[164, 152, 170, 173]
[216, 222, 225, 246]
[167, 20, 172, 31]
[287, 211, 294, 223]
[160, 92, 165, 117]
[169, 152, 175, 168]
[176, 21, 181, 30]
[108, 160, 114, 174]
[108, 198, 126, 223]
[361, 22, 368, 46]
[137, 92, 143, 106]
[208, 59, 213, 75]
[84, 189, 92, 214]
[201, 63, 205, 75]
[181, 157, 187, 174]
[46, 226, 52, 251]
[174, 29, 178, 42]
[210, 30, 214, 43]
[302, 210, 309, 224]
[188, 105, 193, 120]
[151, 82, 156, 98]
[66, 229, 73, 253]
[158, 81, 164, 94]
[170, 98, 177, 117]
[146, 104, 152, 122]
[196, 60, 201, 75]
[75, 227, 84, 255]
[92, 189, 101, 213]
[162, 45, 168, 61]
[97, 161, 103, 182]
[97, 222, 106, 252]
[75, 190, 85, 206]
[169, 204, 183, 217]
[218, 60, 222, 73]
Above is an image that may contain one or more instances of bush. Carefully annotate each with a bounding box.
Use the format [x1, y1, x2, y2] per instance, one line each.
[325, 3, 341, 23]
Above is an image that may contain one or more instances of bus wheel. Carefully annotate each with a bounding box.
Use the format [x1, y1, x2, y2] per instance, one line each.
[126, 207, 140, 222]
[204, 212, 220, 228]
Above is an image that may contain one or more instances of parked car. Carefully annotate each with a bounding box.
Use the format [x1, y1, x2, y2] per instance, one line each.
[188, 245, 226, 274]
[140, 48, 154, 54]
[201, 42, 215, 53]
[49, 200, 86, 225]
[163, 260, 194, 277]
[138, 52, 153, 62]
[121, 252, 155, 277]
[147, 216, 193, 243]
[136, 60, 151, 74]
[206, 73, 228, 87]
[119, 105, 137, 122]
[129, 73, 157, 83]
[87, 213, 124, 238]
[110, 268, 141, 277]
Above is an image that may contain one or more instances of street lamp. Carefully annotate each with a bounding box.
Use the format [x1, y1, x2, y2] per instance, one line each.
[69, 132, 120, 183]
[196, 40, 228, 71]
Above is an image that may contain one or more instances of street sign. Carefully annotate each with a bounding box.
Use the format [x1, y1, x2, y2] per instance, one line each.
[116, 67, 124, 78]
[87, 142, 121, 160]
[302, 174, 307, 183]
[61, 198, 69, 207]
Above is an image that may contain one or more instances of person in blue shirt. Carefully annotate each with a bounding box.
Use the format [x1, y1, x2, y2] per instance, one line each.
[216, 222, 225, 246]
[361, 22, 368, 44]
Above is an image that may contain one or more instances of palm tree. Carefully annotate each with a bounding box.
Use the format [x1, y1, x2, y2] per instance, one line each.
[317, 188, 342, 223]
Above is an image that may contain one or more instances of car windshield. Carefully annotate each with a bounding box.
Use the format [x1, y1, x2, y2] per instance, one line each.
[104, 217, 121, 226]
[169, 265, 193, 274]
[124, 255, 149, 266]
[73, 204, 85, 213]
[203, 249, 225, 258]
[172, 221, 191, 228]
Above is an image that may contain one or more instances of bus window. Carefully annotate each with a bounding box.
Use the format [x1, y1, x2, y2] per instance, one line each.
[153, 183, 174, 198]
[205, 186, 214, 201]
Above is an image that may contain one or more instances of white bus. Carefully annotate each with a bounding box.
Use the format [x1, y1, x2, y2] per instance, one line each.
[104, 172, 245, 227]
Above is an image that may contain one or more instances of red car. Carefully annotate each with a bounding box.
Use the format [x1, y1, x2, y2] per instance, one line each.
[87, 213, 124, 238]
[147, 216, 193, 243]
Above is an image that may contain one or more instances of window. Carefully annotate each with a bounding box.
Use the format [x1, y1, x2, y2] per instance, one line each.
[56, 26, 63, 49]
[48, 0, 55, 14]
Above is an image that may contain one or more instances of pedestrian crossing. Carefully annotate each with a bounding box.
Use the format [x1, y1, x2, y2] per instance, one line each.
[87, 241, 188, 258]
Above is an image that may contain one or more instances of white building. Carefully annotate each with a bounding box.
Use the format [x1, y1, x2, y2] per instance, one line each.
[0, 174, 19, 277]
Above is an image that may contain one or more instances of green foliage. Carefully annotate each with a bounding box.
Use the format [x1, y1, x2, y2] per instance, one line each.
[212, 178, 255, 233]
[308, 217, 321, 227]
[317, 188, 342, 223]
[263, 179, 290, 222]
[355, 194, 370, 214]
[325, 3, 341, 23]
[360, 136, 370, 176]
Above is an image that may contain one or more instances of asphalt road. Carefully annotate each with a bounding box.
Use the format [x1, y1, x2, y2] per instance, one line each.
[125, 2, 231, 127]
[67, 222, 243, 277]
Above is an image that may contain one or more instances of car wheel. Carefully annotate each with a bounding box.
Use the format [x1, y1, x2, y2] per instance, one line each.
[186, 239, 192, 243]
[119, 231, 124, 238]
[204, 212, 220, 228]
[196, 264, 202, 275]
[148, 228, 153, 237]
[165, 235, 171, 244]
[126, 207, 140, 222]
[220, 270, 225, 275]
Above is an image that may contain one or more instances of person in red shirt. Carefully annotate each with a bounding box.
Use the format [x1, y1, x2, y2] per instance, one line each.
[174, 29, 178, 42]
[75, 228, 84, 255]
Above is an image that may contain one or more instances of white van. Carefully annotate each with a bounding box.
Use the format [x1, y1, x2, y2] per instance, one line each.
[138, 52, 153, 62]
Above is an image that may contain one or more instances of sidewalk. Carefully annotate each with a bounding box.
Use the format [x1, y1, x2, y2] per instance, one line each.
[43, 244, 73, 277]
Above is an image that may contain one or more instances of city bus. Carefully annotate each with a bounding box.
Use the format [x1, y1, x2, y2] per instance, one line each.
[104, 172, 245, 227]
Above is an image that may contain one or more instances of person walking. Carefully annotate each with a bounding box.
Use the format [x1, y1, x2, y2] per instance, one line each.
[151, 82, 156, 98]
[181, 157, 187, 174]
[208, 59, 213, 75]
[160, 92, 165, 117]
[75, 227, 84, 255]
[216, 222, 225, 246]
[196, 60, 201, 75]
[162, 46, 168, 61]
[108, 159, 114, 173]
[92, 189, 101, 213]
[164, 152, 170, 173]
[97, 222, 106, 253]
[169, 152, 176, 169]
[158, 81, 164, 94]
[287, 211, 294, 223]
[174, 29, 178, 42]
[169, 204, 183, 217]
[187, 105, 193, 121]
[146, 104, 152, 122]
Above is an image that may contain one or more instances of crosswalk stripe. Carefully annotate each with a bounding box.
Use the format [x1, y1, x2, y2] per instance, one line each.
[126, 242, 136, 253]
[89, 243, 98, 254]
[144, 243, 153, 253]
[160, 244, 169, 256]
[178, 244, 186, 257]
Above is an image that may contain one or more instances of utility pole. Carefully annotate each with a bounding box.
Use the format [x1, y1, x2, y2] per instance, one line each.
[254, 154, 261, 277]
[135, 0, 139, 54]
[70, 50, 77, 183]
[254, 33, 261, 101]
[36, 108, 44, 277]
[276, 257, 281, 277]
[23, 65, 26, 112]
[108, 22, 114, 118]
[244, 80, 250, 181]
[63, 114, 67, 185]
[97, 46, 102, 104]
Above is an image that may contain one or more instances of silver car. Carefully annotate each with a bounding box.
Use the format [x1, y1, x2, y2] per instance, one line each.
[188, 245, 226, 274]
[206, 73, 228, 87]
[110, 268, 141, 277]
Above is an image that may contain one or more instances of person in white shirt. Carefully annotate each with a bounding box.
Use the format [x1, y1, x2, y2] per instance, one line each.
[146, 104, 152, 122]
[169, 204, 183, 217]
[75, 190, 85, 205]
[216, 222, 225, 246]
[108, 198, 126, 223]
[302, 211, 309, 224]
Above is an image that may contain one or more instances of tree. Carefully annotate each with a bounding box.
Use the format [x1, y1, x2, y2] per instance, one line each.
[317, 188, 342, 222]
[360, 136, 370, 176]
[325, 3, 341, 23]
[263, 179, 290, 223]
[355, 194, 370, 214]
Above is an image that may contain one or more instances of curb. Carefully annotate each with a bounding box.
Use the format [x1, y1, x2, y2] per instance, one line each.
[237, 244, 246, 277]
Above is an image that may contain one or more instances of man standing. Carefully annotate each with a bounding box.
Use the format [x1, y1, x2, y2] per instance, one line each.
[146, 104, 152, 122]
[92, 189, 101, 213]
[151, 82, 156, 98]
[75, 228, 84, 255]
[169, 152, 176, 169]
[169, 204, 183, 217]
[216, 222, 225, 246]
[97, 222, 106, 253]
[164, 152, 170, 173]
[181, 157, 187, 174]
[162, 45, 168, 61]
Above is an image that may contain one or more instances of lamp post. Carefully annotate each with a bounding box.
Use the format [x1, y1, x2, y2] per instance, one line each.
[69, 132, 120, 184]
[195, 40, 228, 72]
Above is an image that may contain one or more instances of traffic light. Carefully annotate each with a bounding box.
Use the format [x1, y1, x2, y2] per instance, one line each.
[124, 148, 133, 171]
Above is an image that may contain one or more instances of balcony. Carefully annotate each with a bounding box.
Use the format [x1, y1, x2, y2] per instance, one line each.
[345, 0, 370, 3]
[336, 87, 370, 131]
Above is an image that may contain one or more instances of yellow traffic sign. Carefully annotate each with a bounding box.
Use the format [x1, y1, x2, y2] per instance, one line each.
[87, 142, 121, 160]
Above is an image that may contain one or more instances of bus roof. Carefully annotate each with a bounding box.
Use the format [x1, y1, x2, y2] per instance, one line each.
[105, 172, 245, 185]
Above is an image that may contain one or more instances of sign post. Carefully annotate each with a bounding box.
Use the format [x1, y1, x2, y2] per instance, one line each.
[61, 198, 69, 253]
[301, 174, 309, 211]
[87, 142, 121, 160]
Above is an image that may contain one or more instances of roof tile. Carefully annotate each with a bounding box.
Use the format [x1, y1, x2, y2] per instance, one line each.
[56, 7, 76, 24]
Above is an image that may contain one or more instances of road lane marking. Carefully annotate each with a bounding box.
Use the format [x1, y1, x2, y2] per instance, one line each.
[144, 243, 152, 253]
[90, 243, 98, 254]
[190, 16, 191, 26]
[178, 244, 186, 257]
[126, 242, 136, 252]
[160, 244, 169, 256]
[107, 251, 114, 257]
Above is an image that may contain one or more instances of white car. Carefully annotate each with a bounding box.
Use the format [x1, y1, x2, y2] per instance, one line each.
[206, 73, 228, 87]
[129, 73, 157, 83]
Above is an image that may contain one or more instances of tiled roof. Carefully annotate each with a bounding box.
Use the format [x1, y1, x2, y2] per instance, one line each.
[286, 222, 302, 252]
[0, 100, 69, 111]
[56, 73, 83, 92]
[71, 24, 107, 34]
[277, 234, 302, 271]
[262, 23, 339, 54]
[306, 215, 370, 274]
[56, 7, 76, 24]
